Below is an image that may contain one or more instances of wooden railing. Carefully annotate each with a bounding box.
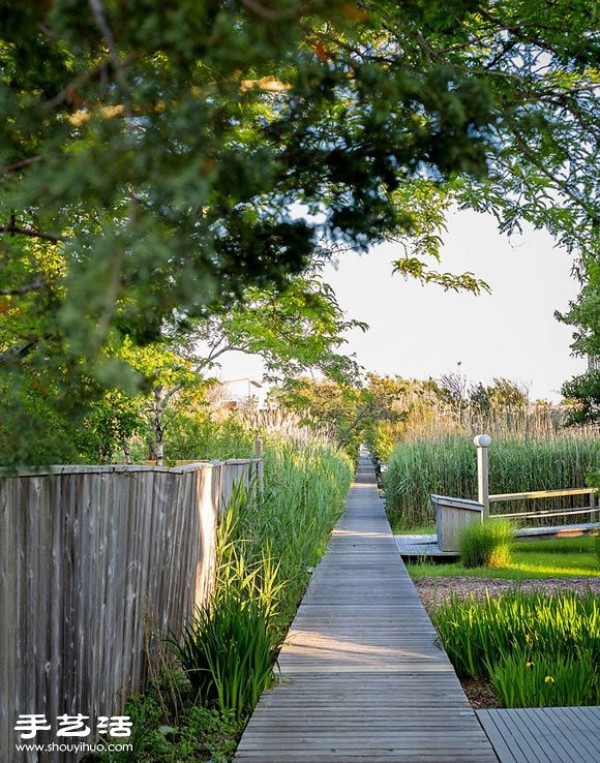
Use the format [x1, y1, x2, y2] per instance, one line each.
[472, 435, 599, 525]
[488, 487, 599, 523]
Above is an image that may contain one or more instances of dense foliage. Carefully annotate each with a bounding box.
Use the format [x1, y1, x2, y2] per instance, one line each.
[561, 368, 600, 428]
[1, 0, 599, 463]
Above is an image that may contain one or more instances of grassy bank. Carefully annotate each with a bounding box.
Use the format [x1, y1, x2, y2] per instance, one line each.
[408, 536, 600, 579]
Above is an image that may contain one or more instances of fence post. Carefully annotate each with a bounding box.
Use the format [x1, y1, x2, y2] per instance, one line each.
[254, 437, 264, 490]
[590, 490, 597, 525]
[474, 434, 491, 520]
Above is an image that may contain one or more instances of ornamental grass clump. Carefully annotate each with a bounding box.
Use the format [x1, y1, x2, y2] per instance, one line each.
[433, 590, 600, 706]
[488, 649, 598, 708]
[168, 483, 284, 720]
[170, 587, 281, 720]
[459, 519, 514, 568]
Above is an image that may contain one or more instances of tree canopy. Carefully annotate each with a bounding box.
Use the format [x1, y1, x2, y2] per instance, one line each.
[1, 0, 599, 463]
[129, 266, 366, 464]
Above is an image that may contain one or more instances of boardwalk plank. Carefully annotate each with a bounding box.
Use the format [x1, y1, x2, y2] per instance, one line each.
[521, 708, 578, 763]
[235, 459, 498, 763]
[474, 712, 519, 763]
[477, 707, 600, 763]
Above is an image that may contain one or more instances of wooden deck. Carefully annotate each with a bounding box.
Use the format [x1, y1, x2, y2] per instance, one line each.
[395, 523, 600, 562]
[477, 707, 600, 763]
[235, 459, 497, 762]
[394, 534, 459, 561]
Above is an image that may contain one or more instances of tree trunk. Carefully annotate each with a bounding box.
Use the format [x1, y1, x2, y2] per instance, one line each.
[121, 438, 132, 465]
[151, 386, 166, 466]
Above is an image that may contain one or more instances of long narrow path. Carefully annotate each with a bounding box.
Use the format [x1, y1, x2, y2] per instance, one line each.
[235, 458, 497, 762]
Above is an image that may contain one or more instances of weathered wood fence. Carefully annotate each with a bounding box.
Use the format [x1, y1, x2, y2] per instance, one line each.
[0, 459, 261, 763]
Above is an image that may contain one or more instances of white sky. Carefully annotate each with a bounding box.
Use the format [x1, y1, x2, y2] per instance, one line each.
[217, 208, 587, 403]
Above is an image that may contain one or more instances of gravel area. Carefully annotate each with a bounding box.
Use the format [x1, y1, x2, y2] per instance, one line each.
[415, 576, 600, 613]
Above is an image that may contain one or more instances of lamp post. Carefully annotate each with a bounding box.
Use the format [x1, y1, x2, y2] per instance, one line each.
[474, 434, 491, 520]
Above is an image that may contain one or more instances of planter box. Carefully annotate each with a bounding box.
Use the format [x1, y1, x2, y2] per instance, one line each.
[432, 495, 484, 552]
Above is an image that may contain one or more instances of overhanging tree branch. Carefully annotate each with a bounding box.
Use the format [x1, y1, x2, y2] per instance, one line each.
[0, 224, 67, 244]
[508, 123, 600, 224]
[0, 281, 46, 296]
[0, 338, 41, 363]
[1, 157, 43, 174]
[88, 0, 134, 120]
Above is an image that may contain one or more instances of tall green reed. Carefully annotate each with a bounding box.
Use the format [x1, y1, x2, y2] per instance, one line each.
[244, 438, 353, 622]
[385, 435, 600, 529]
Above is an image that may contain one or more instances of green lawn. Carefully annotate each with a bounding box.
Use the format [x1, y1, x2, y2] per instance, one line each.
[407, 536, 600, 580]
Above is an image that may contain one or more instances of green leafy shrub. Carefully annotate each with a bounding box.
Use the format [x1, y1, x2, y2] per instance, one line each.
[164, 412, 255, 461]
[86, 690, 242, 763]
[459, 519, 514, 568]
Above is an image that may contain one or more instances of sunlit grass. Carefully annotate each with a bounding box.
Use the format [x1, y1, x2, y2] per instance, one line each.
[408, 536, 600, 579]
[459, 519, 514, 568]
[433, 590, 600, 706]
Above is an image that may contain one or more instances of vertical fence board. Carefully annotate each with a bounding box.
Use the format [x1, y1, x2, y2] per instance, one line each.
[0, 480, 18, 761]
[121, 471, 141, 698]
[132, 470, 154, 691]
[49, 475, 63, 750]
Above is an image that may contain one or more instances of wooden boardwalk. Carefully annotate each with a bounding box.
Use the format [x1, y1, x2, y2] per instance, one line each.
[235, 459, 497, 762]
[477, 707, 600, 763]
